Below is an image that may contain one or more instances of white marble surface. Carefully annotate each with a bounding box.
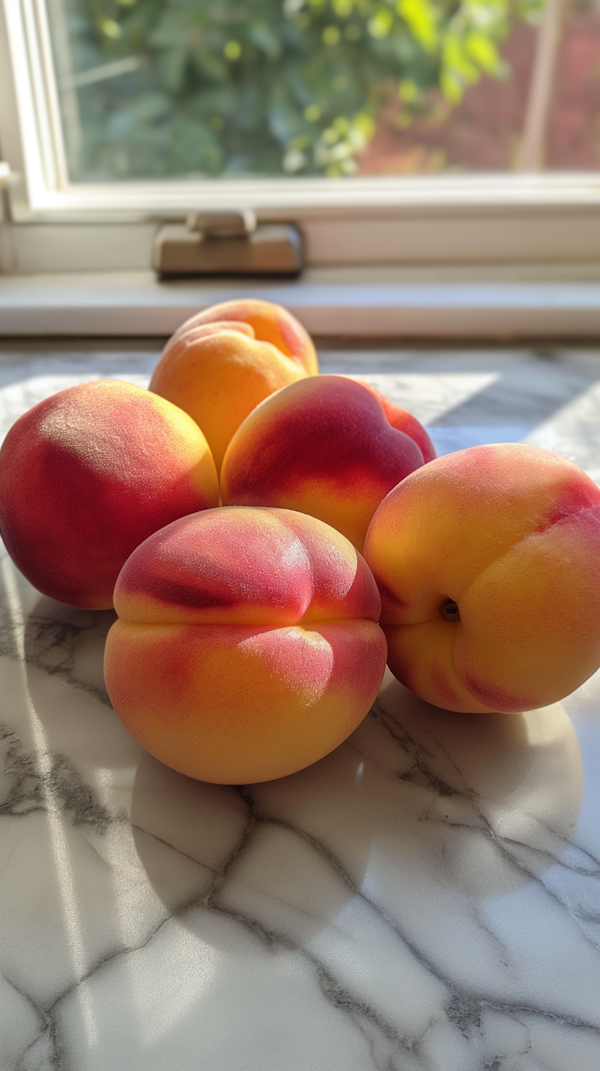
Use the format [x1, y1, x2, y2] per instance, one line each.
[1, 341, 600, 1070]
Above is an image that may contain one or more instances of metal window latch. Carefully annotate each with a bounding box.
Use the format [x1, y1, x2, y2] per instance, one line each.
[152, 209, 303, 278]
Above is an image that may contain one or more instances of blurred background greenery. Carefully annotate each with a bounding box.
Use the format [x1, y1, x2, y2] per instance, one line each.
[49, 0, 543, 180]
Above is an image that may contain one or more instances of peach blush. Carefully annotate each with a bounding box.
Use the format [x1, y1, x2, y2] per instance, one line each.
[0, 380, 219, 608]
[104, 506, 387, 783]
[221, 375, 429, 553]
[356, 381, 437, 464]
[363, 443, 600, 713]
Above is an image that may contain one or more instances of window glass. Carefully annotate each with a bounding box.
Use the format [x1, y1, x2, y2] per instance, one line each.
[45, 0, 596, 182]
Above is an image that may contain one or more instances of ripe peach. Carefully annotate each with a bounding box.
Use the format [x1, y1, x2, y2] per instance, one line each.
[104, 506, 387, 784]
[220, 375, 432, 552]
[363, 443, 600, 713]
[0, 381, 219, 609]
[149, 298, 318, 473]
[357, 381, 437, 464]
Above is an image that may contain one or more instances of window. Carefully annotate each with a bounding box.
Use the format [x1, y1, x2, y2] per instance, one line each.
[1, 0, 600, 277]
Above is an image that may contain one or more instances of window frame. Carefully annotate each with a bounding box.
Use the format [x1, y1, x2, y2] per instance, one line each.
[2, 0, 600, 276]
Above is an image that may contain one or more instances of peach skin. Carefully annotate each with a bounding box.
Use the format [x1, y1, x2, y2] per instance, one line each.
[363, 443, 600, 713]
[357, 381, 437, 464]
[149, 298, 318, 473]
[104, 506, 387, 784]
[0, 380, 219, 609]
[220, 375, 432, 552]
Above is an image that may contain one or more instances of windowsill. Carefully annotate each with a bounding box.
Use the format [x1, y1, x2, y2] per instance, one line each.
[3, 266, 600, 338]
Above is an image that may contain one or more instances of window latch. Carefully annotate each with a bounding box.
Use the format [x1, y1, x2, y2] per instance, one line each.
[153, 209, 303, 278]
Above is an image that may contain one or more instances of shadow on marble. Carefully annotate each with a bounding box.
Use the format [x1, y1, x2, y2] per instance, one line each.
[129, 735, 374, 942]
[375, 677, 584, 898]
[129, 669, 583, 956]
[23, 596, 115, 705]
[428, 355, 595, 432]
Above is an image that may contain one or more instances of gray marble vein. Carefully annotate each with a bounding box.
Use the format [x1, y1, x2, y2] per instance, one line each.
[1, 340, 600, 1070]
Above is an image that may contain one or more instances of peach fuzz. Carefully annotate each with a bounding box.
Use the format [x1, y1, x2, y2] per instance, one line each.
[149, 298, 318, 473]
[357, 381, 437, 464]
[363, 443, 600, 714]
[0, 380, 219, 609]
[104, 507, 387, 784]
[220, 375, 432, 553]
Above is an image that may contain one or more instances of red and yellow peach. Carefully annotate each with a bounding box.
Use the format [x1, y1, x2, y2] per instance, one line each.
[363, 443, 600, 713]
[221, 374, 433, 552]
[0, 380, 219, 609]
[149, 298, 318, 473]
[357, 381, 437, 464]
[104, 506, 387, 783]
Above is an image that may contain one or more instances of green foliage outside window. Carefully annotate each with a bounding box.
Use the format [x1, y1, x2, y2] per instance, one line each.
[54, 0, 543, 180]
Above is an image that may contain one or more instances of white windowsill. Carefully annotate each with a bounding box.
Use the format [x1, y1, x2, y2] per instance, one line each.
[2, 266, 600, 339]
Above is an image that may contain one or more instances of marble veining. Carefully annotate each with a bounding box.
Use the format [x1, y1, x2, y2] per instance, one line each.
[1, 341, 600, 1070]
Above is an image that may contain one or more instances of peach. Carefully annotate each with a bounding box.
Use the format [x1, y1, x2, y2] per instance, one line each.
[149, 298, 318, 473]
[363, 443, 600, 713]
[221, 375, 432, 552]
[0, 380, 219, 609]
[104, 506, 387, 783]
[357, 381, 437, 464]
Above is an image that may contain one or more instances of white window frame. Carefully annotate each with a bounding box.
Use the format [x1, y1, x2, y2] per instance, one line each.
[2, 0, 600, 340]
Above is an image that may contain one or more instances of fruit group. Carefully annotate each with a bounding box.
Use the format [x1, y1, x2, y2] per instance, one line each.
[221, 375, 431, 552]
[0, 380, 219, 608]
[149, 298, 318, 472]
[364, 443, 600, 713]
[104, 506, 387, 783]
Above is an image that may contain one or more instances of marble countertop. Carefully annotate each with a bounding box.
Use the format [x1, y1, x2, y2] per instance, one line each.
[1, 340, 600, 1071]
